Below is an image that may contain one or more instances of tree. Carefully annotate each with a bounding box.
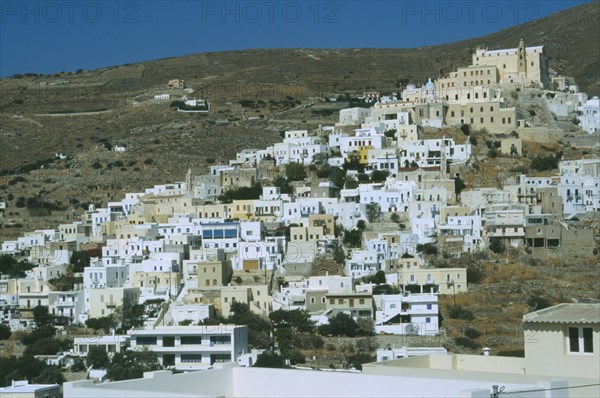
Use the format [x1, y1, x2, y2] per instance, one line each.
[416, 243, 438, 256]
[87, 345, 110, 369]
[317, 165, 345, 188]
[33, 305, 53, 326]
[254, 352, 286, 368]
[454, 176, 466, 194]
[526, 296, 552, 311]
[460, 124, 471, 135]
[356, 220, 366, 231]
[227, 302, 272, 349]
[356, 319, 376, 337]
[70, 251, 90, 273]
[530, 154, 561, 172]
[319, 313, 359, 337]
[0, 356, 47, 386]
[285, 162, 307, 181]
[114, 296, 145, 332]
[269, 309, 315, 333]
[343, 229, 362, 248]
[347, 353, 375, 370]
[86, 315, 117, 334]
[390, 213, 401, 224]
[372, 270, 386, 285]
[282, 348, 305, 365]
[333, 245, 345, 264]
[34, 366, 65, 384]
[383, 129, 396, 138]
[448, 305, 475, 320]
[70, 358, 86, 372]
[21, 325, 56, 345]
[370, 170, 389, 183]
[0, 324, 11, 340]
[219, 183, 263, 203]
[0, 254, 34, 278]
[273, 176, 293, 194]
[106, 349, 162, 381]
[24, 337, 72, 356]
[366, 202, 382, 223]
[269, 309, 318, 362]
[342, 156, 365, 173]
[488, 238, 505, 254]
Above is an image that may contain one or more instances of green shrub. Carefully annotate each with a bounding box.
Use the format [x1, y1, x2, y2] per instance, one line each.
[455, 336, 480, 349]
[448, 305, 475, 320]
[462, 327, 481, 339]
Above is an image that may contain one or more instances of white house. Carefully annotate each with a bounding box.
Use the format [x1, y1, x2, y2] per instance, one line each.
[338, 107, 371, 126]
[128, 325, 248, 371]
[170, 303, 214, 326]
[578, 97, 600, 133]
[374, 293, 439, 335]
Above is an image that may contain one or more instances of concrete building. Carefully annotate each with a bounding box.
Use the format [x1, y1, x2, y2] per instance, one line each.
[376, 346, 447, 362]
[470, 39, 549, 88]
[74, 335, 129, 356]
[523, 303, 600, 380]
[65, 362, 584, 398]
[374, 293, 439, 335]
[0, 380, 60, 398]
[578, 97, 600, 133]
[325, 292, 375, 320]
[128, 325, 248, 371]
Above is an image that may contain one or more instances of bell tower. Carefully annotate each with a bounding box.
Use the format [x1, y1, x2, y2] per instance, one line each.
[186, 167, 193, 193]
[517, 38, 527, 77]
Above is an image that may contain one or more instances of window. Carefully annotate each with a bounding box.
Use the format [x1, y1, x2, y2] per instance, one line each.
[181, 336, 203, 345]
[136, 336, 157, 345]
[210, 335, 231, 345]
[211, 353, 231, 364]
[181, 354, 203, 363]
[568, 327, 593, 354]
[427, 304, 433, 310]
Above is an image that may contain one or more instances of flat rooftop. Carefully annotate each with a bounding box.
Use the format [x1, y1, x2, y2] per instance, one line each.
[523, 303, 600, 324]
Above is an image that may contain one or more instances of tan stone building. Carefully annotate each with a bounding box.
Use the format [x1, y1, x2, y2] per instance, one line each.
[523, 303, 600, 380]
[325, 293, 375, 319]
[194, 260, 233, 288]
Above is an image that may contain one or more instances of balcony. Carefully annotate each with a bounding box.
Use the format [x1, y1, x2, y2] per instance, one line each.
[137, 344, 232, 352]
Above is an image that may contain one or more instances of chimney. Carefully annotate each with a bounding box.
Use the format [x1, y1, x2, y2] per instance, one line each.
[482, 347, 491, 356]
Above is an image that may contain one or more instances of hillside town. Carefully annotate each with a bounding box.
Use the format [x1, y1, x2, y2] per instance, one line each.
[1, 40, 599, 398]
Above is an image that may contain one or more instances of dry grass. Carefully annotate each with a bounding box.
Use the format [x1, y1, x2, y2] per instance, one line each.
[440, 253, 599, 355]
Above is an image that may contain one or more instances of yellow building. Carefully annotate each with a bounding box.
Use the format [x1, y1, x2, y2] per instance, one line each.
[88, 287, 140, 318]
[471, 39, 549, 88]
[230, 200, 256, 220]
[193, 260, 233, 288]
[445, 100, 520, 133]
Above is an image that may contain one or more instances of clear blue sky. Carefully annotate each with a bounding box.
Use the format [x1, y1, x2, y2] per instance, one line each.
[0, 0, 591, 77]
